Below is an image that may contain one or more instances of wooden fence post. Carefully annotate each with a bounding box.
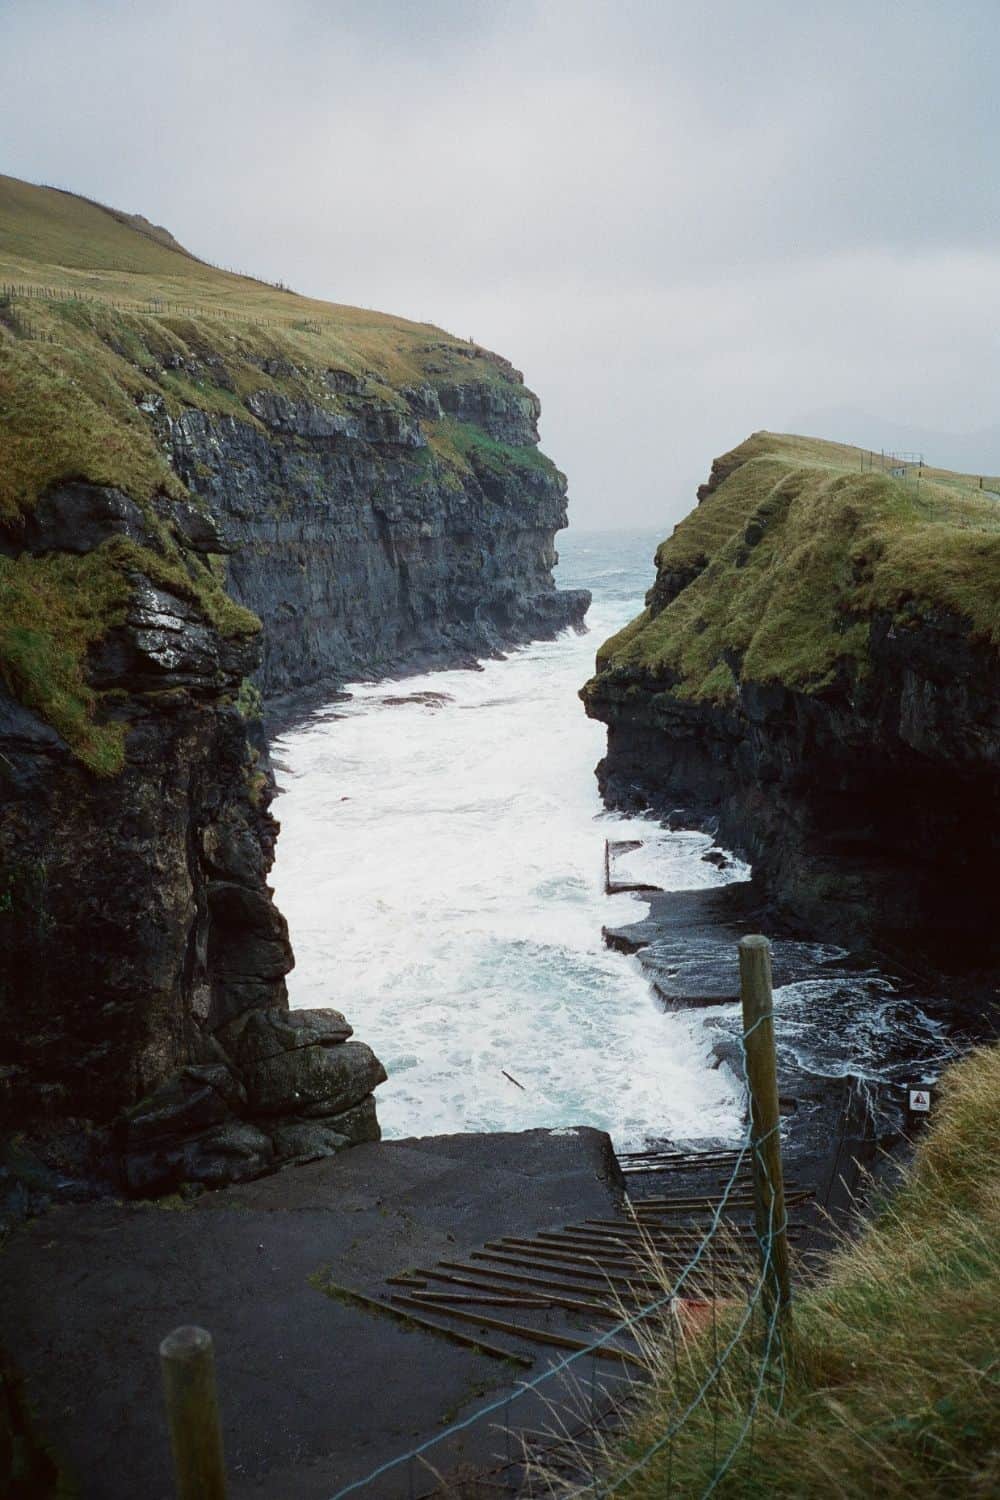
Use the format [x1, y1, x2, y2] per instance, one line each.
[160, 1326, 228, 1499]
[738, 935, 792, 1319]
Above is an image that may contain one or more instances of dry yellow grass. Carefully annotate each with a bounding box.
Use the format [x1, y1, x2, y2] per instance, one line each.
[0, 173, 522, 399]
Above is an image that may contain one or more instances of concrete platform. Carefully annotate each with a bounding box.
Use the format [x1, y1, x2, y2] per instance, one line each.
[0, 1129, 623, 1500]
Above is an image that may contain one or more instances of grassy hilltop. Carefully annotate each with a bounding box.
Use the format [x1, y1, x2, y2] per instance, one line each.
[0, 174, 554, 515]
[0, 175, 556, 771]
[590, 431, 1000, 704]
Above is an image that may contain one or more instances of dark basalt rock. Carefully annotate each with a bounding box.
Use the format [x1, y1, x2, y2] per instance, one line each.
[124, 1120, 276, 1196]
[435, 379, 540, 445]
[166, 377, 590, 701]
[243, 1038, 387, 1117]
[401, 383, 444, 421]
[602, 885, 858, 1009]
[122, 1066, 243, 1148]
[218, 1006, 354, 1065]
[118, 1013, 383, 1194]
[586, 609, 1000, 972]
[0, 542, 309, 1196]
[270, 1097, 381, 1164]
[0, 482, 152, 557]
[154, 495, 230, 554]
[0, 467, 308, 1195]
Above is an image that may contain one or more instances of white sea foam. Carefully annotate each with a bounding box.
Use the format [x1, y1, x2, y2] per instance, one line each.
[271, 534, 746, 1148]
[611, 833, 751, 889]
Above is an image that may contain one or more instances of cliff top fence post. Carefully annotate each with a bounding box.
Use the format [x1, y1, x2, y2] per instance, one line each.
[739, 934, 792, 1321]
[160, 1326, 228, 1500]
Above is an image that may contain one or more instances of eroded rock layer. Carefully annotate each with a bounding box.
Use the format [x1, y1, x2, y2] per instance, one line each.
[0, 505, 386, 1197]
[166, 352, 589, 700]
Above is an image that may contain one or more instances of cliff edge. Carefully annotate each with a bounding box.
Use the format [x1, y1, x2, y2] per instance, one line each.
[0, 176, 588, 1198]
[582, 432, 999, 969]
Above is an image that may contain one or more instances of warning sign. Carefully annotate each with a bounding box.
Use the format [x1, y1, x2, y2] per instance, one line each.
[908, 1088, 931, 1113]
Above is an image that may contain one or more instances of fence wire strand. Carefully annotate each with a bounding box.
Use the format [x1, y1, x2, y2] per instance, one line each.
[327, 1007, 788, 1500]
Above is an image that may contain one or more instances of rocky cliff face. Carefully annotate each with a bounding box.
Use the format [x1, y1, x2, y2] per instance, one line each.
[1, 374, 584, 1197]
[0, 486, 386, 1199]
[0, 179, 588, 1202]
[583, 434, 1000, 972]
[166, 350, 588, 701]
[586, 612, 1000, 966]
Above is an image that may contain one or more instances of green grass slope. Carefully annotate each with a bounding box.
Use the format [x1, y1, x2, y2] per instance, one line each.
[592, 432, 1000, 704]
[602, 1043, 1000, 1498]
[0, 175, 558, 771]
[0, 173, 553, 517]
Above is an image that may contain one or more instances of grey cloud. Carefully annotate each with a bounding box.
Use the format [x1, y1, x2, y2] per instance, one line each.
[2, 0, 998, 527]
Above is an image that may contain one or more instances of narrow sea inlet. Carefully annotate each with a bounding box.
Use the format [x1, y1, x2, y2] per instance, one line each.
[271, 530, 747, 1148]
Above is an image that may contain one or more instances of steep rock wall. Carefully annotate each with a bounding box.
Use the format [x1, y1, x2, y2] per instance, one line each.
[0, 487, 385, 1198]
[1, 177, 590, 1201]
[586, 612, 999, 965]
[583, 436, 1000, 971]
[166, 357, 588, 702]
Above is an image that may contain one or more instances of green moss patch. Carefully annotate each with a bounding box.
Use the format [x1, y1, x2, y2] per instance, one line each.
[0, 551, 129, 775]
[0, 322, 184, 522]
[431, 417, 561, 483]
[0, 535, 258, 776]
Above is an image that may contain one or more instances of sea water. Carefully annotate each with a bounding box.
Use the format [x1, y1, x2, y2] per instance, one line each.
[271, 529, 748, 1147]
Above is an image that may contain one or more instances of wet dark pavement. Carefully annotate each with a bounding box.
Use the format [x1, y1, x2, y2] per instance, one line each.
[0, 1129, 625, 1500]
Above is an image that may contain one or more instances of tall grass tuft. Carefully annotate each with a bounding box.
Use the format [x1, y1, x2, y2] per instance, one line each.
[559, 1045, 1000, 1498]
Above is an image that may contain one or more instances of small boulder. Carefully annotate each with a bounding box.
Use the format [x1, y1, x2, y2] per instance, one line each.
[124, 1121, 273, 1196]
[270, 1121, 350, 1162]
[182, 1123, 274, 1186]
[298, 1094, 381, 1139]
[270, 1094, 381, 1164]
[218, 1007, 354, 1067]
[243, 1039, 386, 1117]
[121, 1065, 236, 1148]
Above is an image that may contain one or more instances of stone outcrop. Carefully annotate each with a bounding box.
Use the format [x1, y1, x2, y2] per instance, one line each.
[583, 443, 1000, 973]
[1, 177, 590, 1200]
[587, 611, 1000, 968]
[0, 488, 388, 1197]
[120, 1009, 385, 1194]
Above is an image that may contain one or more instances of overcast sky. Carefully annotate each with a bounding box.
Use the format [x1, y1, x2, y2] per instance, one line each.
[3, 0, 999, 529]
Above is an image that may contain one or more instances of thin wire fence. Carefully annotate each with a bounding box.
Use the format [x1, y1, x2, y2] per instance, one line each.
[0, 281, 316, 333]
[325, 1002, 789, 1500]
